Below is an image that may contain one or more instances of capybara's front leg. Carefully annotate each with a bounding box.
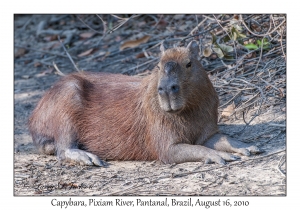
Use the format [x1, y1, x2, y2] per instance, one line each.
[167, 144, 240, 165]
[202, 133, 263, 156]
[63, 149, 107, 166]
[54, 129, 107, 166]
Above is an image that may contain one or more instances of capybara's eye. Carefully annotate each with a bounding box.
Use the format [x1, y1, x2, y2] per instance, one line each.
[156, 65, 160, 70]
[186, 62, 191, 68]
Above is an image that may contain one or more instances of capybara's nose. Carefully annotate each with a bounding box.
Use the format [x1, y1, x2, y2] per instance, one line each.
[158, 83, 180, 95]
[158, 86, 165, 95]
[169, 84, 179, 94]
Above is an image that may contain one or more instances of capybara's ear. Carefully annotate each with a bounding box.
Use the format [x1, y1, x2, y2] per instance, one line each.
[160, 41, 167, 53]
[187, 40, 199, 58]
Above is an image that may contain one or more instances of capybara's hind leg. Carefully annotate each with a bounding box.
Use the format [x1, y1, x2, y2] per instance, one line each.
[31, 133, 55, 155]
[203, 133, 263, 156]
[39, 140, 55, 155]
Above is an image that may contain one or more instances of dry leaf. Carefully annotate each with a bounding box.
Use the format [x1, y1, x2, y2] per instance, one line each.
[43, 35, 58, 42]
[136, 52, 145, 58]
[210, 54, 218, 60]
[78, 48, 94, 57]
[212, 46, 224, 58]
[42, 68, 54, 75]
[245, 52, 255, 59]
[156, 19, 167, 28]
[279, 88, 285, 98]
[251, 23, 261, 32]
[265, 85, 271, 91]
[35, 68, 54, 77]
[79, 32, 96, 39]
[34, 62, 42, 67]
[15, 48, 27, 58]
[98, 51, 107, 56]
[179, 25, 188, 31]
[221, 103, 235, 117]
[233, 15, 239, 20]
[120, 35, 151, 51]
[115, 36, 122, 42]
[24, 59, 32, 64]
[34, 190, 42, 194]
[98, 52, 110, 61]
[43, 42, 60, 50]
[137, 21, 146, 27]
[203, 46, 212, 57]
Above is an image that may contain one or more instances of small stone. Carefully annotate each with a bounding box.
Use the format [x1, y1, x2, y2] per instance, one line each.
[28, 178, 37, 186]
[22, 75, 30, 79]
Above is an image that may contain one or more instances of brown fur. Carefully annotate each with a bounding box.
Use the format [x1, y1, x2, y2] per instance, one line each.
[29, 41, 260, 165]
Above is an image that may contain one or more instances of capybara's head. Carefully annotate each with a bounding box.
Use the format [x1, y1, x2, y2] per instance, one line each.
[156, 40, 203, 113]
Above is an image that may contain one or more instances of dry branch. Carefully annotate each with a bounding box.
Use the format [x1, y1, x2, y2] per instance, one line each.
[57, 36, 80, 72]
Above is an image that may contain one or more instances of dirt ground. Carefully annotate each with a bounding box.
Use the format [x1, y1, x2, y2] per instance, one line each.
[14, 14, 286, 196]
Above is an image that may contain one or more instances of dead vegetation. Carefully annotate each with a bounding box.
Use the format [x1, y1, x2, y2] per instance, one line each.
[14, 14, 286, 196]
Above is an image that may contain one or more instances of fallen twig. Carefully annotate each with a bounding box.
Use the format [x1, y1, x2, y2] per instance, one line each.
[77, 15, 104, 35]
[250, 36, 266, 80]
[187, 17, 208, 36]
[57, 36, 80, 72]
[218, 91, 242, 109]
[277, 154, 286, 177]
[96, 14, 107, 44]
[121, 57, 159, 74]
[269, 123, 286, 128]
[279, 28, 286, 62]
[52, 61, 65, 76]
[108, 15, 140, 34]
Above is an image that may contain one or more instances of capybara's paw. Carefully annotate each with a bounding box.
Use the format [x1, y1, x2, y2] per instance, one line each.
[204, 157, 226, 165]
[235, 145, 263, 156]
[64, 149, 107, 167]
[219, 151, 241, 163]
[247, 145, 263, 154]
[236, 148, 251, 156]
[205, 151, 240, 165]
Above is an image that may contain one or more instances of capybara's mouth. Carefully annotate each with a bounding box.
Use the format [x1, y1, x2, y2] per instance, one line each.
[165, 107, 182, 114]
[160, 100, 184, 114]
[159, 96, 185, 114]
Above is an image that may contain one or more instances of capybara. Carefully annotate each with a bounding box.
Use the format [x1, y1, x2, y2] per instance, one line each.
[28, 40, 262, 166]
